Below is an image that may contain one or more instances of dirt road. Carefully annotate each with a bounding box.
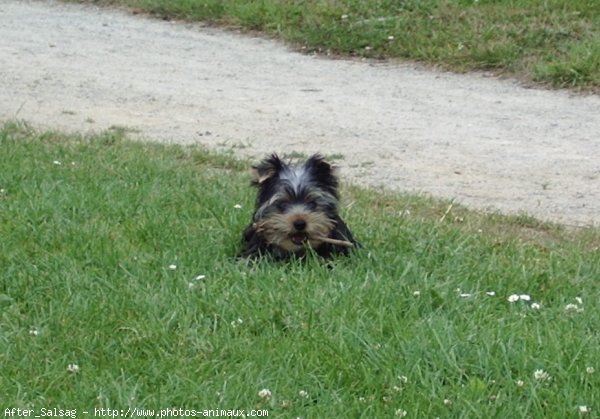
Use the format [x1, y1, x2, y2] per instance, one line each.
[2, 0, 599, 225]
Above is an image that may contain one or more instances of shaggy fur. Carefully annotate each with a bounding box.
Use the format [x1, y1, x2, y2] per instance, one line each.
[239, 153, 357, 259]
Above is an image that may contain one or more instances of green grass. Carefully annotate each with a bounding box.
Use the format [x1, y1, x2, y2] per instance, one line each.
[71, 0, 600, 91]
[2, 122, 600, 416]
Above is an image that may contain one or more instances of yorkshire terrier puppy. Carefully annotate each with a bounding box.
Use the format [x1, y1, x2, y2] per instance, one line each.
[239, 153, 357, 259]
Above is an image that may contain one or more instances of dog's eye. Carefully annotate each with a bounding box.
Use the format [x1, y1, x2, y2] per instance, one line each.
[276, 202, 289, 211]
[305, 201, 317, 210]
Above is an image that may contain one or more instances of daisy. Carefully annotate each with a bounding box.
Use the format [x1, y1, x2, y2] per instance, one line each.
[533, 369, 551, 381]
[565, 304, 584, 313]
[258, 389, 272, 399]
[578, 405, 590, 414]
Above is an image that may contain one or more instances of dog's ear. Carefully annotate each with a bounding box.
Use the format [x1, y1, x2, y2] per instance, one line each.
[251, 153, 285, 185]
[304, 154, 339, 182]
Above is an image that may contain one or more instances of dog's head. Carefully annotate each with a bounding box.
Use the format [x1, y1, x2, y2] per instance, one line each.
[250, 154, 340, 252]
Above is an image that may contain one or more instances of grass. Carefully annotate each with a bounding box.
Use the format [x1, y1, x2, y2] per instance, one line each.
[69, 0, 600, 91]
[1, 121, 600, 416]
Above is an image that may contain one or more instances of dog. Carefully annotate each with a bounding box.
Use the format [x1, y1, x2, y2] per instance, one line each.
[239, 153, 357, 259]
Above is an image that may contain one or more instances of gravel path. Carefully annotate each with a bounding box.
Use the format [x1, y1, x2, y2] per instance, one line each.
[2, 0, 599, 225]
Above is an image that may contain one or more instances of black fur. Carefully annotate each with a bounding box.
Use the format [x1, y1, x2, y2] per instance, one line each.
[239, 153, 357, 260]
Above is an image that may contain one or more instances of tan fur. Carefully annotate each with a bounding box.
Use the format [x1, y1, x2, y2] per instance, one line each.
[250, 167, 275, 185]
[254, 212, 335, 251]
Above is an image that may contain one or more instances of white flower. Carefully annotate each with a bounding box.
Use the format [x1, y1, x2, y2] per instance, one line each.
[443, 399, 452, 406]
[459, 293, 473, 298]
[508, 294, 520, 303]
[53, 160, 62, 165]
[586, 367, 595, 374]
[576, 297, 583, 305]
[531, 303, 541, 310]
[395, 409, 407, 417]
[485, 291, 496, 296]
[508, 294, 532, 303]
[413, 291, 421, 297]
[168, 264, 177, 270]
[234, 204, 242, 209]
[299, 390, 309, 399]
[188, 275, 205, 289]
[533, 369, 551, 381]
[516, 380, 525, 387]
[230, 318, 243, 328]
[565, 303, 584, 313]
[578, 405, 590, 414]
[29, 328, 39, 336]
[258, 388, 272, 399]
[67, 364, 80, 373]
[388, 35, 395, 41]
[341, 14, 349, 20]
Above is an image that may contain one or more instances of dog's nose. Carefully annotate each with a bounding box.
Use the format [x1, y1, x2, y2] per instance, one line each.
[293, 219, 306, 231]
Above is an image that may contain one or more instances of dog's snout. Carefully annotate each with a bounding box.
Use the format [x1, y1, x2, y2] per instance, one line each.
[293, 219, 306, 231]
